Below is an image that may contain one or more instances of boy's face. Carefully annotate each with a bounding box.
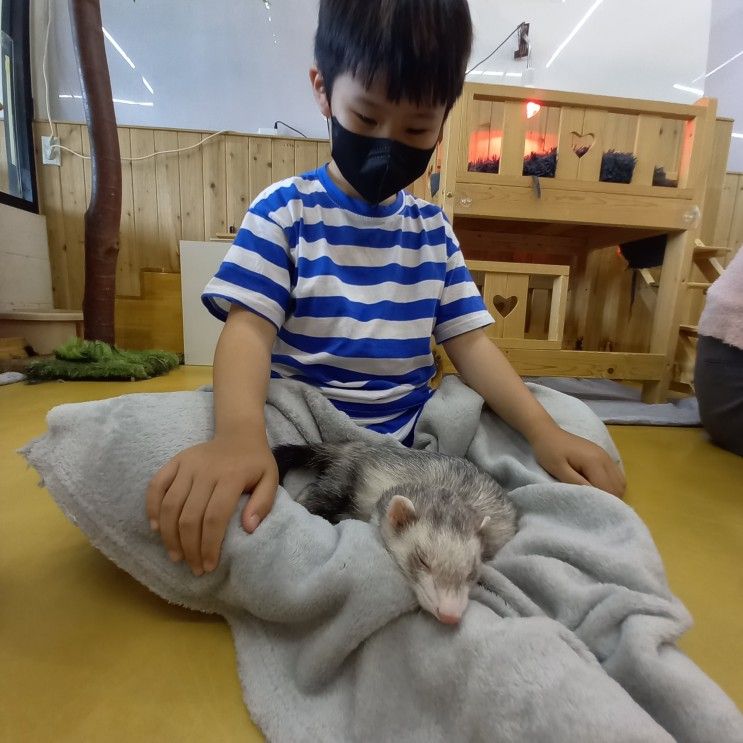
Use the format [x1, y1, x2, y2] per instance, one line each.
[311, 68, 447, 151]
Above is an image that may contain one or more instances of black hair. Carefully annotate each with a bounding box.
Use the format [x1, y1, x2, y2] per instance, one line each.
[314, 0, 472, 111]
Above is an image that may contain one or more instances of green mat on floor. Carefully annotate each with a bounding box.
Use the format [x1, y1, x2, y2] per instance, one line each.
[25, 339, 180, 382]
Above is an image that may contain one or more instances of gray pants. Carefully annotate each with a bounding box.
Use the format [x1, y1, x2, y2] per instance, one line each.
[694, 335, 743, 456]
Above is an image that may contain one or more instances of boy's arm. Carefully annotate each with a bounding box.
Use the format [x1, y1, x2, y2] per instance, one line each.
[147, 305, 279, 575]
[443, 328, 626, 497]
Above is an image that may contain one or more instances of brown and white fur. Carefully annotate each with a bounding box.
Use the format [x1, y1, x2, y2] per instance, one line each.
[273, 441, 517, 625]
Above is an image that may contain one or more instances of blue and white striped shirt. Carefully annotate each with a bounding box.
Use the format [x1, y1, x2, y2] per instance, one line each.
[202, 165, 493, 441]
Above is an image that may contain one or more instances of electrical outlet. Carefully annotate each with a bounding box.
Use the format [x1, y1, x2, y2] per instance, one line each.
[41, 136, 61, 166]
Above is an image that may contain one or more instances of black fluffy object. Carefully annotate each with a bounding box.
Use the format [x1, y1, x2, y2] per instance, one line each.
[523, 148, 558, 177]
[468, 148, 675, 187]
[599, 150, 637, 184]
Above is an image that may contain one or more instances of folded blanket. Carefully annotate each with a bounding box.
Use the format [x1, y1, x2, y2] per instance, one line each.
[21, 377, 743, 743]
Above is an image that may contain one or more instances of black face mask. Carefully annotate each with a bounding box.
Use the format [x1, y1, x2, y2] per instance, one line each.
[330, 117, 435, 205]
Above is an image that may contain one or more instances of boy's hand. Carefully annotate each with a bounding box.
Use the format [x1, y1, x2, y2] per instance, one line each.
[146, 438, 279, 576]
[530, 425, 626, 498]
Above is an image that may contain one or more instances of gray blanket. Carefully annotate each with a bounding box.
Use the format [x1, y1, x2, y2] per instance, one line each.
[21, 377, 743, 743]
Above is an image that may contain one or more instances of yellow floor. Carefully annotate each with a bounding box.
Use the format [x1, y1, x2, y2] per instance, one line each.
[2, 367, 741, 741]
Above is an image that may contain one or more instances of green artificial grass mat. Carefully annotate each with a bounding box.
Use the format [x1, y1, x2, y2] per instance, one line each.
[25, 338, 181, 382]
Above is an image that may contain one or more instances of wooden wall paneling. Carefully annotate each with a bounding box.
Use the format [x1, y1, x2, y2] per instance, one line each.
[249, 136, 273, 205]
[225, 134, 251, 231]
[271, 138, 297, 182]
[32, 123, 70, 308]
[178, 131, 206, 243]
[154, 129, 182, 270]
[117, 128, 140, 296]
[80, 125, 92, 203]
[294, 140, 319, 174]
[56, 123, 87, 309]
[713, 173, 738, 249]
[317, 140, 331, 166]
[700, 118, 733, 244]
[202, 132, 227, 239]
[130, 128, 159, 295]
[727, 174, 743, 259]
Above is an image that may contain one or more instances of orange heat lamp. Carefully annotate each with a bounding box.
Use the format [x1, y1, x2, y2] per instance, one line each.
[526, 101, 541, 119]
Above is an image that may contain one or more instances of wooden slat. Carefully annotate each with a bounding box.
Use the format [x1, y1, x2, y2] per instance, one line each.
[727, 175, 743, 260]
[271, 138, 296, 182]
[632, 115, 663, 186]
[130, 128, 160, 287]
[453, 182, 693, 231]
[436, 344, 666, 380]
[459, 170, 694, 199]
[503, 274, 529, 338]
[656, 118, 683, 174]
[548, 274, 569, 343]
[555, 107, 584, 180]
[202, 132, 227, 239]
[294, 140, 319, 174]
[482, 273, 507, 338]
[56, 123, 87, 309]
[464, 82, 701, 119]
[154, 129, 181, 270]
[317, 141, 331, 166]
[576, 109, 607, 182]
[225, 134, 251, 231]
[712, 173, 739, 249]
[80, 126, 92, 204]
[178, 131, 205, 242]
[603, 113, 637, 152]
[117, 128, 140, 296]
[249, 137, 273, 203]
[499, 101, 527, 176]
[466, 260, 569, 276]
[32, 123, 70, 308]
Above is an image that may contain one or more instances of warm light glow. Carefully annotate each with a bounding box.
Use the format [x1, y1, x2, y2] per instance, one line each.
[526, 102, 541, 119]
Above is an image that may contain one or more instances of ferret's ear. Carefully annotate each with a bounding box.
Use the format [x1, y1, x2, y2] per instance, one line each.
[387, 495, 418, 532]
[478, 516, 491, 533]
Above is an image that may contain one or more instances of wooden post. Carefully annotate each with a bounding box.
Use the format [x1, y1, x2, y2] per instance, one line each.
[69, 0, 122, 344]
[642, 98, 718, 402]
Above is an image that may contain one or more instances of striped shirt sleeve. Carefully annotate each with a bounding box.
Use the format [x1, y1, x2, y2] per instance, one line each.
[202, 195, 293, 329]
[433, 228, 494, 344]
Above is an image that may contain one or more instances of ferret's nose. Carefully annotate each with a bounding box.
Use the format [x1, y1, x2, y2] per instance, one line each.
[437, 611, 462, 625]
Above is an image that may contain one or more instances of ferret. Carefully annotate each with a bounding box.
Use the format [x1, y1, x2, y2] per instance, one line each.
[273, 441, 517, 625]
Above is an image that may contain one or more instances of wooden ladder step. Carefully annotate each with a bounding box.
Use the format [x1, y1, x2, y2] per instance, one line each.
[679, 324, 699, 336]
[693, 246, 729, 257]
[687, 281, 711, 290]
[693, 239, 729, 258]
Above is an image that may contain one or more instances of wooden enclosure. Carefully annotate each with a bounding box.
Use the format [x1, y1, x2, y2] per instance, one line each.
[429, 83, 731, 401]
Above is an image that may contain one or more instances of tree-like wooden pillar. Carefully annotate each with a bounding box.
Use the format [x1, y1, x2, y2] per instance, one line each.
[69, 0, 122, 343]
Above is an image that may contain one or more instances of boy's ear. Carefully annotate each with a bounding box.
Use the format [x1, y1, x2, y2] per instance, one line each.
[309, 66, 332, 119]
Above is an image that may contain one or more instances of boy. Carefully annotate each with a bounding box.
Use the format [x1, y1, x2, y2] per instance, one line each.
[147, 0, 625, 576]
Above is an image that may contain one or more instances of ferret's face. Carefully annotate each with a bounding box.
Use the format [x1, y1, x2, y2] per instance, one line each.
[380, 495, 485, 625]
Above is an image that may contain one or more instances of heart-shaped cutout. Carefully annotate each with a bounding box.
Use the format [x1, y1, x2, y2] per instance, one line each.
[494, 295, 518, 318]
[571, 131, 595, 158]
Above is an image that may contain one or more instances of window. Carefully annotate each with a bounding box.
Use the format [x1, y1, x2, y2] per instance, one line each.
[1, 0, 37, 211]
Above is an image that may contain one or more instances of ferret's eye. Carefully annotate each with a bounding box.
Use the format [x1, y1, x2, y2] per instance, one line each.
[415, 550, 430, 570]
